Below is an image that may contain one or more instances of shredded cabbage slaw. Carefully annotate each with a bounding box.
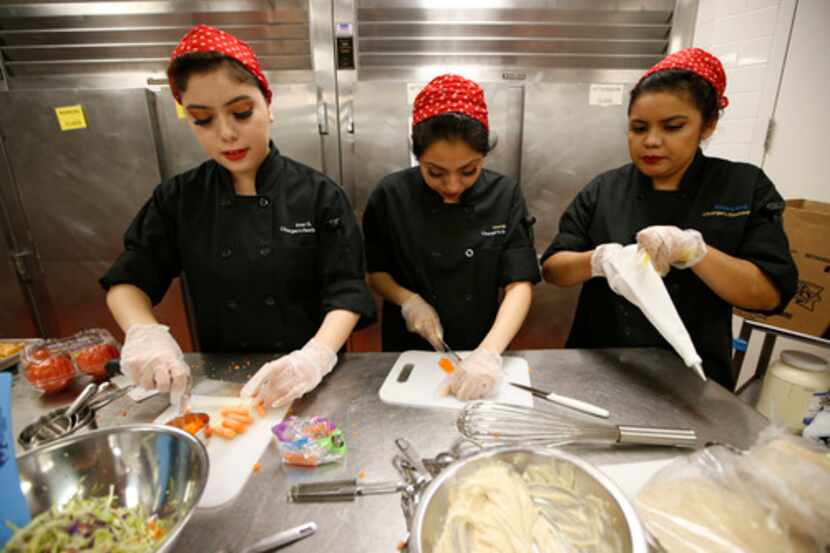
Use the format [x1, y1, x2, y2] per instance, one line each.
[3, 485, 168, 553]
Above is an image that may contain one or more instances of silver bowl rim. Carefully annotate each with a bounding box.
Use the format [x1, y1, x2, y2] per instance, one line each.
[409, 445, 648, 553]
[15, 423, 210, 551]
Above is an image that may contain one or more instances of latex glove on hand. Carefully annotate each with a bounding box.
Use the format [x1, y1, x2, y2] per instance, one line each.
[590, 243, 624, 278]
[120, 323, 190, 393]
[442, 347, 503, 401]
[636, 225, 707, 276]
[241, 339, 337, 408]
[401, 293, 444, 350]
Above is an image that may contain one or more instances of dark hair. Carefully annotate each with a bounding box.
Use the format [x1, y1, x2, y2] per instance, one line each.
[628, 69, 720, 127]
[411, 113, 495, 159]
[167, 51, 267, 100]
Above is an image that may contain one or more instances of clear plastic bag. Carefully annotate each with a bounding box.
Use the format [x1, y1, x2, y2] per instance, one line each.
[272, 416, 346, 467]
[20, 328, 120, 393]
[635, 426, 830, 553]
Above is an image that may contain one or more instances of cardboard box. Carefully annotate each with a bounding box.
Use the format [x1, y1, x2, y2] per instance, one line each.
[735, 199, 830, 338]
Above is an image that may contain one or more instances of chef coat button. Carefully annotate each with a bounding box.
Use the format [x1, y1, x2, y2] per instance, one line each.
[465, 248, 474, 258]
[258, 197, 270, 208]
[241, 341, 249, 349]
[275, 340, 285, 350]
[464, 293, 473, 302]
[221, 248, 232, 259]
[264, 295, 275, 307]
[624, 327, 632, 336]
[260, 246, 271, 256]
[219, 199, 232, 208]
[431, 294, 438, 302]
[226, 299, 238, 310]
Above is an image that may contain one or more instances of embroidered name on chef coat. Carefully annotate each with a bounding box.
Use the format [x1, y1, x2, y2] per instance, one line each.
[701, 203, 751, 218]
[280, 221, 316, 234]
[481, 224, 507, 237]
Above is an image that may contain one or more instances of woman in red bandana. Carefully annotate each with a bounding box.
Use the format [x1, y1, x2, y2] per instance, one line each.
[541, 48, 798, 389]
[362, 74, 540, 400]
[100, 25, 374, 407]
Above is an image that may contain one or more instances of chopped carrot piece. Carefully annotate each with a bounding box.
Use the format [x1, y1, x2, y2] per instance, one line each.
[204, 427, 213, 438]
[212, 425, 236, 439]
[358, 470, 366, 480]
[282, 451, 318, 466]
[220, 406, 250, 417]
[438, 357, 455, 374]
[225, 412, 253, 425]
[256, 402, 266, 417]
[222, 419, 246, 433]
[252, 463, 262, 473]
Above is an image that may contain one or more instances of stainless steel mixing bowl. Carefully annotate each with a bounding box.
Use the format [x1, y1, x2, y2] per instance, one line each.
[409, 446, 648, 553]
[13, 424, 209, 552]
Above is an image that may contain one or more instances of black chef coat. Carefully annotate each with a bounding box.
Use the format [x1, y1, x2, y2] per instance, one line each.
[100, 143, 374, 352]
[363, 166, 540, 351]
[542, 150, 798, 389]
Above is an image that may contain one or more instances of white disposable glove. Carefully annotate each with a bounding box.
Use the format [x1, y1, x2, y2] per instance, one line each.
[241, 339, 337, 408]
[442, 347, 503, 401]
[401, 293, 444, 350]
[590, 243, 624, 278]
[636, 225, 707, 277]
[120, 323, 190, 395]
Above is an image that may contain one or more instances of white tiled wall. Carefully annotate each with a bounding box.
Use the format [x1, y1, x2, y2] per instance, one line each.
[692, 0, 795, 166]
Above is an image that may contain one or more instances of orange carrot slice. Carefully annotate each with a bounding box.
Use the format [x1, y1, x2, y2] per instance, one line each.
[204, 427, 213, 438]
[220, 406, 250, 417]
[256, 402, 266, 417]
[222, 419, 246, 433]
[438, 357, 455, 374]
[252, 463, 262, 473]
[225, 412, 253, 425]
[212, 425, 236, 439]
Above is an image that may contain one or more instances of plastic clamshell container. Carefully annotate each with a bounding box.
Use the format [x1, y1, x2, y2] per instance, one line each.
[21, 328, 121, 394]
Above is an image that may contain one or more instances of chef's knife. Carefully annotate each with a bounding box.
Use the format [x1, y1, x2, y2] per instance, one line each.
[509, 382, 610, 418]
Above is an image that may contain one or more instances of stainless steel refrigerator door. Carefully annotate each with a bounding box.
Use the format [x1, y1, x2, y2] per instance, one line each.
[0, 89, 192, 347]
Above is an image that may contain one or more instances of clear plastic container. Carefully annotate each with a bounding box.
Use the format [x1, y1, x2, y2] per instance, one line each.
[21, 328, 121, 394]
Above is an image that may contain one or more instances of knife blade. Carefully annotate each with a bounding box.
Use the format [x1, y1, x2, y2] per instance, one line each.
[438, 338, 464, 364]
[509, 382, 610, 419]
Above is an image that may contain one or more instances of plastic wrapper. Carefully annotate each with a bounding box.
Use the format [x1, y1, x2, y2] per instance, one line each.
[20, 328, 121, 394]
[635, 426, 830, 553]
[272, 416, 346, 467]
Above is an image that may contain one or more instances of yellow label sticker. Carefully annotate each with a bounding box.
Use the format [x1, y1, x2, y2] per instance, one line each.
[175, 102, 186, 119]
[54, 105, 87, 131]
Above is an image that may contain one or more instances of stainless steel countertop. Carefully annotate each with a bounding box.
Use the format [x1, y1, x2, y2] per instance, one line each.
[10, 348, 768, 552]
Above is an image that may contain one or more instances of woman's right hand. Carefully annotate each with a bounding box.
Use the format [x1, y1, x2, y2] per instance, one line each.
[120, 323, 190, 393]
[400, 293, 444, 350]
[590, 243, 624, 278]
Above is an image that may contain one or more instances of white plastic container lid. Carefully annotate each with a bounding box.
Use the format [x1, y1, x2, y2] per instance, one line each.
[771, 350, 830, 389]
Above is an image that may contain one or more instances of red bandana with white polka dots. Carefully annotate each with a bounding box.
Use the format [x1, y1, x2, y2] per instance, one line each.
[412, 74, 489, 130]
[640, 48, 729, 109]
[169, 24, 272, 105]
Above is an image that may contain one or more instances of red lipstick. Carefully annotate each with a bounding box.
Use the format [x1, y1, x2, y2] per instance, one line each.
[641, 155, 664, 165]
[222, 148, 248, 162]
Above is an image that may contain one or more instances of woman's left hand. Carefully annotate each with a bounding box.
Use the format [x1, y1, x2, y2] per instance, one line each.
[636, 225, 707, 276]
[442, 347, 503, 400]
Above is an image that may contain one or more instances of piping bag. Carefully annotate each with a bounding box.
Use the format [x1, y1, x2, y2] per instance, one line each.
[607, 244, 707, 381]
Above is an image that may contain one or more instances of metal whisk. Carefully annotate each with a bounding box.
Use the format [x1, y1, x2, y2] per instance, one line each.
[457, 401, 698, 449]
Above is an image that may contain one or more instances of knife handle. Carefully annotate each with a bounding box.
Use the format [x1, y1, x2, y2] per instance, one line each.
[545, 392, 610, 419]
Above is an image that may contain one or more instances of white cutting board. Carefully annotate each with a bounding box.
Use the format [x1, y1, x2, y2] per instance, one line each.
[154, 395, 288, 509]
[379, 351, 534, 410]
